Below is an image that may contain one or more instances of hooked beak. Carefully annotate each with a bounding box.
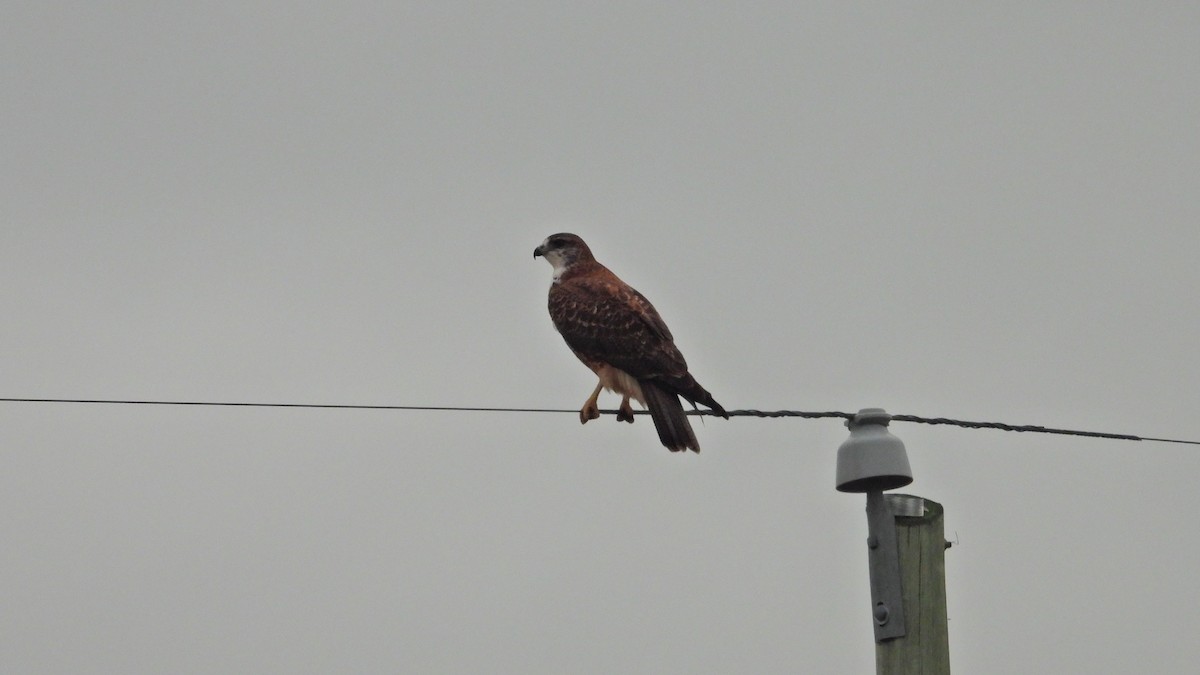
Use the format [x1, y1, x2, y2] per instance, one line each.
[533, 244, 545, 258]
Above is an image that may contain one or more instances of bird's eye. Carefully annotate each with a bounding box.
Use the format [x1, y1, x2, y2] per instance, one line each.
[549, 237, 567, 247]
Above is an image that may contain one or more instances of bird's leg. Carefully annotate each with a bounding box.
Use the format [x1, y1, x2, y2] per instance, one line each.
[616, 395, 635, 423]
[579, 381, 603, 424]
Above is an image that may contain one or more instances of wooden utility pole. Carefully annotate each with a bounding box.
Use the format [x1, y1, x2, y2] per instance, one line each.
[875, 496, 951, 674]
[835, 409, 951, 674]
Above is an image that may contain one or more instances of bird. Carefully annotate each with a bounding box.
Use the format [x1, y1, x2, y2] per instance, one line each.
[533, 233, 727, 452]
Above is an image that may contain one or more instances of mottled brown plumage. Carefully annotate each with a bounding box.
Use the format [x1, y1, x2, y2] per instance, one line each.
[534, 233, 726, 452]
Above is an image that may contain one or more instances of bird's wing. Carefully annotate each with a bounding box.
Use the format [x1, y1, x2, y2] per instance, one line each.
[548, 271, 687, 379]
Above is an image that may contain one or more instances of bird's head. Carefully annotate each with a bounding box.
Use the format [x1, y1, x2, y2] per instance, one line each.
[534, 233, 594, 280]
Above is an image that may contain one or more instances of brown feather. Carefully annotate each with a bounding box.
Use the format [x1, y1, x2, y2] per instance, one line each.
[642, 381, 699, 453]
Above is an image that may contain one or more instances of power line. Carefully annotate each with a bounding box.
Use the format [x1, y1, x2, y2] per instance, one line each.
[1, 397, 1196, 446]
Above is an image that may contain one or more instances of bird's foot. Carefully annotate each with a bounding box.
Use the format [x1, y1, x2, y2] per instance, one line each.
[579, 402, 601, 424]
[616, 398, 635, 423]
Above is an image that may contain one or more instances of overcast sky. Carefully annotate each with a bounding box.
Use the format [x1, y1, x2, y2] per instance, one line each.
[3, 2, 1199, 673]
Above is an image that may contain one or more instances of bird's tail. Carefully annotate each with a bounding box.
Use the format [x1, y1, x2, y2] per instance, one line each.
[661, 373, 729, 420]
[642, 380, 700, 453]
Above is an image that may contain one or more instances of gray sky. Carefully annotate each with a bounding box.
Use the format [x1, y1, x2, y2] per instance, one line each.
[3, 2, 1198, 673]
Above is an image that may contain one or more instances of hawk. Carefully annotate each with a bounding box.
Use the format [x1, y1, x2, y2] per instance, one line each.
[534, 233, 727, 452]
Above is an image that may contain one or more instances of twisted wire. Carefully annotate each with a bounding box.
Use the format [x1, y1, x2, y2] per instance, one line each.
[0, 398, 1195, 445]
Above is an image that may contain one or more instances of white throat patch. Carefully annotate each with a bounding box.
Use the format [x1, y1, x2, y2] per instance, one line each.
[539, 240, 571, 282]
